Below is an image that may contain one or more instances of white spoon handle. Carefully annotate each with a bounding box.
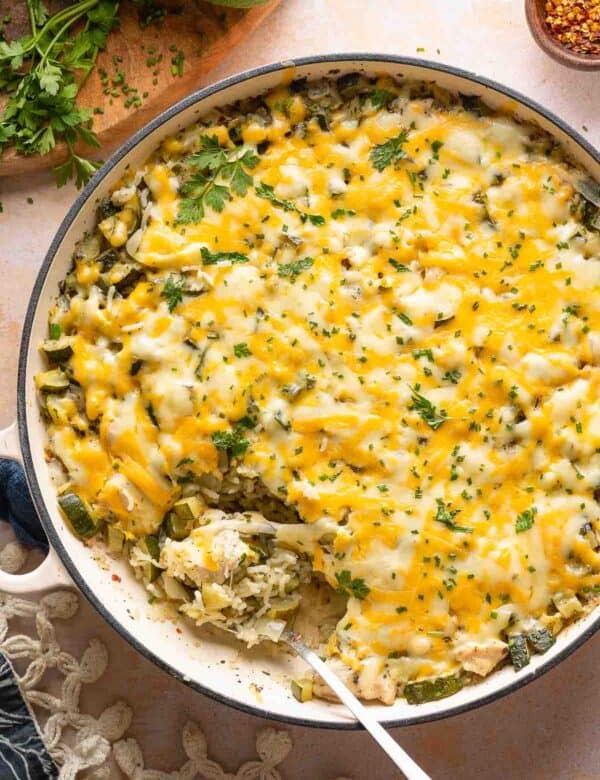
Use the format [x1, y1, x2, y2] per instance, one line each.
[284, 631, 431, 780]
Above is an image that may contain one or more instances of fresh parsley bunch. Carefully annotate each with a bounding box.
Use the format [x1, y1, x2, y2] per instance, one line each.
[0, 0, 119, 187]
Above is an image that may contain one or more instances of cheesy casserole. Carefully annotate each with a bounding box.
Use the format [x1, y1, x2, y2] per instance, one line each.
[36, 74, 600, 706]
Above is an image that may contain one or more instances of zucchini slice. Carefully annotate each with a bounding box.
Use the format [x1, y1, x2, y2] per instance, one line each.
[139, 535, 160, 560]
[161, 574, 192, 601]
[42, 338, 73, 364]
[163, 512, 191, 541]
[164, 497, 204, 540]
[58, 492, 100, 538]
[267, 595, 301, 620]
[507, 634, 530, 670]
[552, 592, 583, 619]
[106, 525, 125, 554]
[201, 582, 232, 610]
[140, 561, 162, 583]
[173, 496, 204, 523]
[36, 369, 69, 393]
[291, 678, 314, 702]
[73, 232, 102, 263]
[404, 673, 463, 705]
[526, 627, 555, 654]
[137, 536, 161, 583]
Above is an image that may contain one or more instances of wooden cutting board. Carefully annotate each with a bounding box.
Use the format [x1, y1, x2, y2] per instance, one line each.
[0, 0, 281, 178]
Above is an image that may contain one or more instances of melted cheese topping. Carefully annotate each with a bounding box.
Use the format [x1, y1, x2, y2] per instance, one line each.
[42, 77, 600, 693]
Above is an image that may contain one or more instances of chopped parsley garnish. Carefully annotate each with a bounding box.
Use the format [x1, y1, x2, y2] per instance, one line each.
[49, 323, 61, 340]
[515, 506, 537, 533]
[434, 498, 473, 533]
[212, 428, 250, 457]
[332, 208, 356, 219]
[177, 136, 259, 224]
[277, 256, 314, 282]
[369, 88, 395, 109]
[200, 247, 249, 265]
[389, 259, 410, 272]
[256, 182, 325, 225]
[233, 342, 252, 358]
[409, 385, 447, 430]
[370, 130, 409, 171]
[161, 276, 185, 312]
[413, 349, 434, 362]
[335, 570, 370, 600]
[430, 139, 443, 160]
[442, 369, 461, 384]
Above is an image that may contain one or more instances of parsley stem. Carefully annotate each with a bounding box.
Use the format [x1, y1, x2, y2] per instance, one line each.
[39, 1, 101, 70]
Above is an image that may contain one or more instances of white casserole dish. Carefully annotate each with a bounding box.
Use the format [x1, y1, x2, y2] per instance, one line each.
[1, 54, 599, 729]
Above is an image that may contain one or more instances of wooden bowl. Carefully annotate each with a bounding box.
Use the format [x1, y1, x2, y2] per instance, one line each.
[525, 0, 600, 70]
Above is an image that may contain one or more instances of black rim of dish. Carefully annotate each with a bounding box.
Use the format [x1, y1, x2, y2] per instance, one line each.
[17, 53, 600, 730]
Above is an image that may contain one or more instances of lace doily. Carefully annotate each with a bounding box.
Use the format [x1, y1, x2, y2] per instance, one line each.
[0, 541, 350, 779]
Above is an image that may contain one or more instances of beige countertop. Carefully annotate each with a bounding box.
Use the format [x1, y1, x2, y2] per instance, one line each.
[1, 1, 599, 777]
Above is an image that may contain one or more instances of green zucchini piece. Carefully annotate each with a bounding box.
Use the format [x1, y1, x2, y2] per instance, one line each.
[73, 232, 102, 263]
[106, 525, 125, 554]
[163, 511, 192, 541]
[98, 248, 119, 272]
[508, 634, 530, 670]
[526, 627, 555, 654]
[37, 369, 69, 393]
[58, 492, 99, 538]
[114, 265, 144, 293]
[97, 197, 119, 222]
[404, 674, 463, 705]
[553, 592, 583, 619]
[161, 574, 192, 601]
[140, 561, 161, 583]
[267, 595, 300, 619]
[173, 496, 203, 522]
[291, 678, 313, 702]
[139, 535, 160, 560]
[42, 338, 73, 364]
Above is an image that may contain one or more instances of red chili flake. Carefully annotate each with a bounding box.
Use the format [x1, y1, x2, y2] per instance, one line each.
[176, 627, 183, 634]
[544, 0, 600, 56]
[111, 574, 121, 582]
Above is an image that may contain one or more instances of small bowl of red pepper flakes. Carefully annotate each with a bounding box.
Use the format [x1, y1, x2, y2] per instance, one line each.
[526, 0, 600, 69]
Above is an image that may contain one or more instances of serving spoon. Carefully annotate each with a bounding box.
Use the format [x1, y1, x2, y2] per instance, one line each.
[283, 629, 431, 780]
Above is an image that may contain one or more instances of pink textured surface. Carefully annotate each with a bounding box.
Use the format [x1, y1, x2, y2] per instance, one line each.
[1, 2, 599, 777]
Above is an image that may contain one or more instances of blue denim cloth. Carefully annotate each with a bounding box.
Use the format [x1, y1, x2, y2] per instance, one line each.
[0, 655, 58, 778]
[0, 460, 48, 551]
[0, 461, 57, 777]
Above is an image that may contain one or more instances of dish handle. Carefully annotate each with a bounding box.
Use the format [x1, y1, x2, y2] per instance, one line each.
[0, 422, 73, 593]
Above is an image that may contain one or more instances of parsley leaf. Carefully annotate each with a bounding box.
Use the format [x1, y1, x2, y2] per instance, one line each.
[256, 182, 325, 225]
[335, 570, 370, 600]
[409, 385, 447, 430]
[516, 507, 537, 533]
[435, 498, 473, 533]
[233, 342, 252, 358]
[200, 247, 249, 265]
[369, 88, 395, 109]
[277, 257, 314, 282]
[370, 130, 409, 171]
[389, 259, 410, 272]
[161, 276, 185, 312]
[176, 136, 259, 224]
[212, 427, 250, 457]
